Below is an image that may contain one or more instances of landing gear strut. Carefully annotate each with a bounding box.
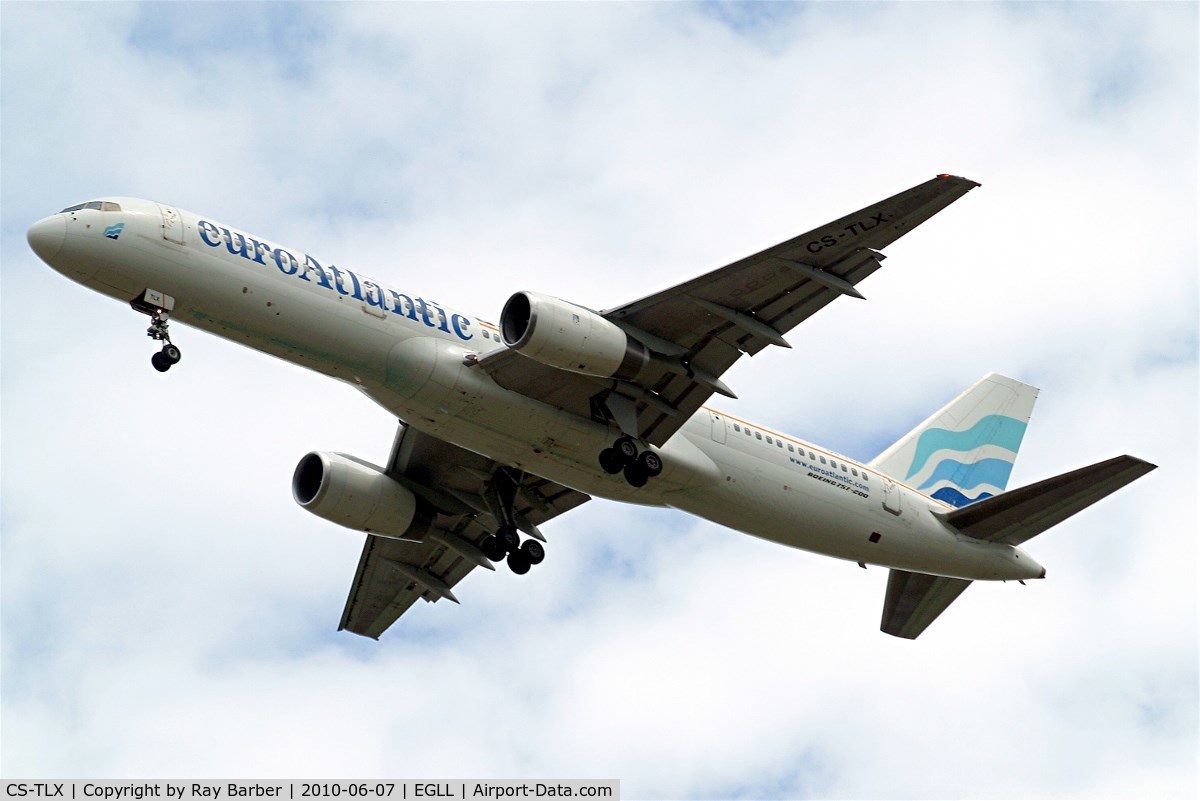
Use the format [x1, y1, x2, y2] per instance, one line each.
[146, 311, 182, 372]
[477, 468, 548, 575]
[598, 435, 663, 487]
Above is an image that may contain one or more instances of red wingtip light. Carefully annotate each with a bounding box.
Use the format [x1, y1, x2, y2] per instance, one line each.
[937, 173, 952, 179]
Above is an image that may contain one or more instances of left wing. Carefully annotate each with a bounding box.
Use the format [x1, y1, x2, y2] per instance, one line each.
[338, 423, 589, 639]
[939, 455, 1156, 546]
[480, 175, 980, 446]
[880, 569, 973, 640]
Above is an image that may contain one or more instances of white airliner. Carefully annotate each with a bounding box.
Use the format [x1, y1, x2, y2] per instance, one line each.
[27, 176, 1155, 639]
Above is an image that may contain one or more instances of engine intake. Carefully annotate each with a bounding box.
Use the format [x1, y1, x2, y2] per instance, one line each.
[500, 290, 649, 379]
[292, 451, 420, 539]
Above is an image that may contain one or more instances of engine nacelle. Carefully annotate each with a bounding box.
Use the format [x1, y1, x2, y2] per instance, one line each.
[500, 290, 649, 379]
[292, 451, 419, 539]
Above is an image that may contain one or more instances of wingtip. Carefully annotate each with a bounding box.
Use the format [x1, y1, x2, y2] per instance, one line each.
[936, 173, 982, 188]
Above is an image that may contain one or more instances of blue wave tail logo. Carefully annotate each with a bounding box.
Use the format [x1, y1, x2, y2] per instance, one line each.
[906, 414, 1027, 508]
[104, 222, 125, 240]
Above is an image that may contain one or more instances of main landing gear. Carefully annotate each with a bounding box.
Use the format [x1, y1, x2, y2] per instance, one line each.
[598, 436, 663, 488]
[146, 311, 182, 373]
[477, 468, 547, 575]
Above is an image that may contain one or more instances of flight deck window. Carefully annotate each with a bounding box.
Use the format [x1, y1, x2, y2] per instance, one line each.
[84, 201, 103, 210]
[101, 201, 122, 212]
[60, 203, 87, 213]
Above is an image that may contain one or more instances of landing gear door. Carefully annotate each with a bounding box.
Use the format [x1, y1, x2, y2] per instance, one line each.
[158, 203, 185, 245]
[710, 412, 727, 444]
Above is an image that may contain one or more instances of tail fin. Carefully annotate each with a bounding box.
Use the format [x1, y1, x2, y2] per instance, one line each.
[870, 373, 1039, 507]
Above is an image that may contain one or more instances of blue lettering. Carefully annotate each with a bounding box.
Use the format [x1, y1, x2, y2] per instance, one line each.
[414, 297, 435, 327]
[223, 228, 250, 258]
[328, 264, 351, 296]
[272, 247, 298, 275]
[304, 254, 333, 289]
[247, 238, 270, 265]
[346, 269, 366, 301]
[389, 291, 419, 321]
[198, 220, 221, 247]
[362, 280, 386, 308]
[451, 314, 473, 340]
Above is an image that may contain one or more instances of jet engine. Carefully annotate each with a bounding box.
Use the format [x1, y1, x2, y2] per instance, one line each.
[500, 291, 649, 379]
[292, 451, 419, 539]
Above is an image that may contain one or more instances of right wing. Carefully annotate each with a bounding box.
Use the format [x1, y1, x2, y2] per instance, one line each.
[480, 175, 980, 446]
[338, 423, 589, 639]
[880, 569, 973, 640]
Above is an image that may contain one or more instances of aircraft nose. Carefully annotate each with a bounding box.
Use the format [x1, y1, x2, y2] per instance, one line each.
[27, 215, 66, 263]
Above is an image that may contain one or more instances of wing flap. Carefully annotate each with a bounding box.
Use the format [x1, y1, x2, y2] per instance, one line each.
[880, 569, 973, 640]
[338, 424, 590, 639]
[940, 455, 1156, 546]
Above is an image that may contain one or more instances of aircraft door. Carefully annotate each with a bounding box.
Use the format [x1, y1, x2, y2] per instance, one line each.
[882, 479, 902, 515]
[710, 412, 727, 443]
[158, 203, 185, 245]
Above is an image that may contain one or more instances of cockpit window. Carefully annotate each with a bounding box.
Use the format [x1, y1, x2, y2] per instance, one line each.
[59, 201, 122, 213]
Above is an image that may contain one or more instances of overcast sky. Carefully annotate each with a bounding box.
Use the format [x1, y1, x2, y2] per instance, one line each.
[2, 2, 1196, 798]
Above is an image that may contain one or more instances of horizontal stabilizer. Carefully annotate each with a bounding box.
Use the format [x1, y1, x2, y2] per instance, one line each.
[881, 570, 972, 640]
[939, 455, 1156, 546]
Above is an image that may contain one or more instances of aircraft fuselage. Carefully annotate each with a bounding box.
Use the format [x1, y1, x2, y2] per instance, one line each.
[28, 197, 1044, 583]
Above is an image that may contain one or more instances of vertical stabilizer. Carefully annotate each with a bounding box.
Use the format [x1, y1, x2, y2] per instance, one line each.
[869, 373, 1039, 507]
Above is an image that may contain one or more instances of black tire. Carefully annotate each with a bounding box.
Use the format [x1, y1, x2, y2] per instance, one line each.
[638, 450, 664, 477]
[623, 463, 648, 488]
[480, 535, 507, 562]
[614, 436, 639, 462]
[520, 539, 545, 565]
[151, 352, 171, 372]
[162, 344, 182, 364]
[599, 448, 624, 474]
[496, 525, 521, 553]
[507, 550, 532, 575]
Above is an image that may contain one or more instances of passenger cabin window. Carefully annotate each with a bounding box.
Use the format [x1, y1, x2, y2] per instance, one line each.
[851, 468, 858, 476]
[755, 432, 762, 440]
[819, 456, 826, 464]
[787, 444, 794, 452]
[765, 436, 773, 444]
[841, 464, 849, 472]
[809, 451, 816, 459]
[776, 440, 783, 448]
[733, 424, 741, 432]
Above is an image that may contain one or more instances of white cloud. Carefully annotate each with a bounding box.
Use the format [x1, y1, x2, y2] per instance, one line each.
[2, 1, 1196, 798]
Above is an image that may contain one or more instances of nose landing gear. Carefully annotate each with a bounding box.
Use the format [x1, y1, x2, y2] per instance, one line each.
[131, 290, 182, 373]
[147, 311, 182, 372]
